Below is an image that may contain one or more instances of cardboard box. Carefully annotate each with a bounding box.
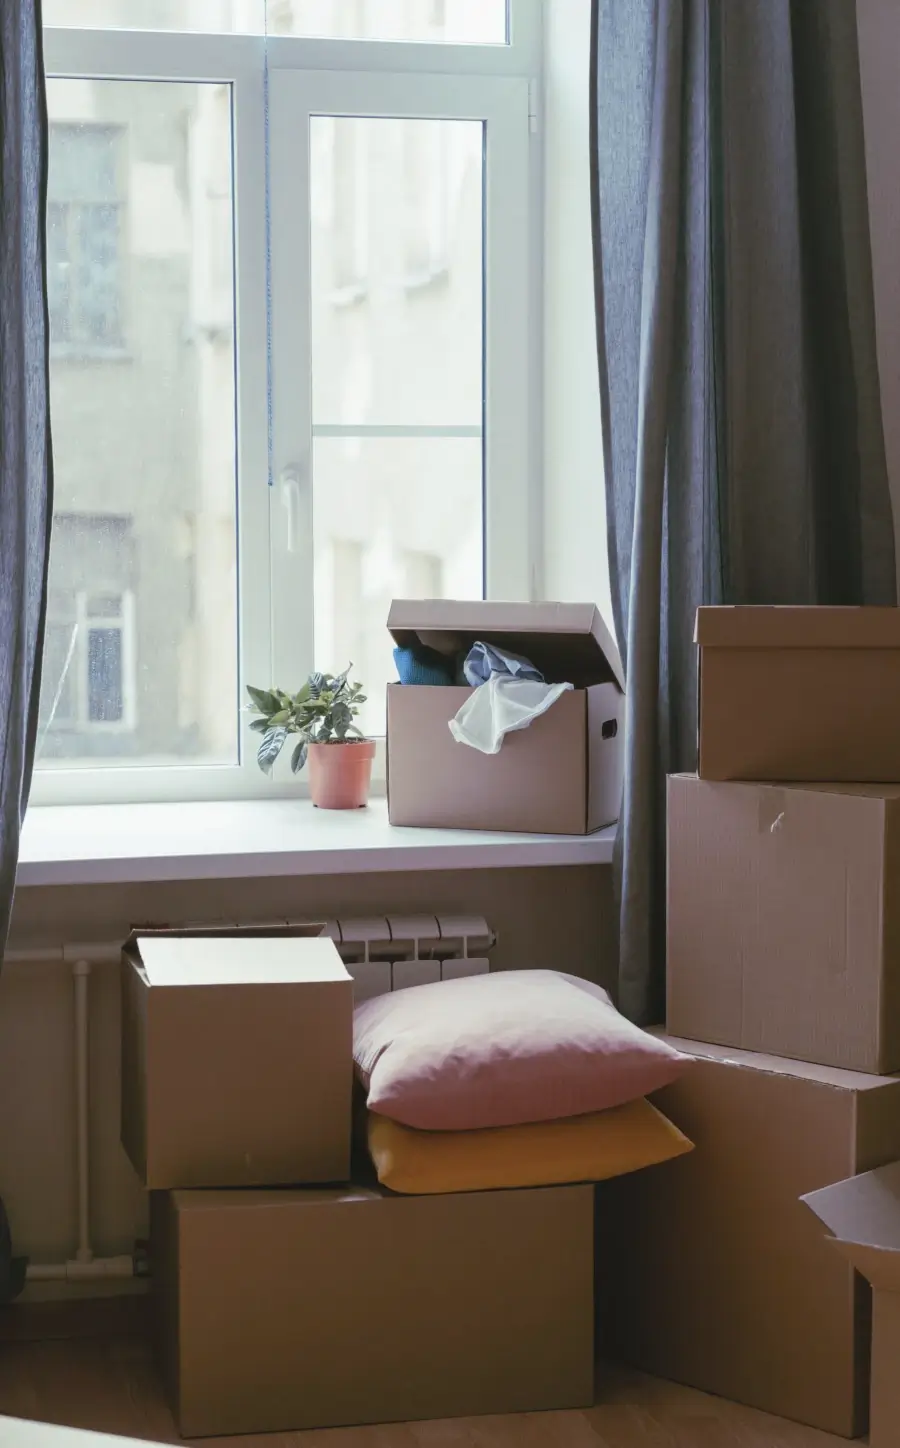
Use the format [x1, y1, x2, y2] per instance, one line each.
[605, 1035, 900, 1437]
[387, 600, 625, 834]
[152, 1182, 594, 1437]
[667, 773, 900, 1073]
[803, 1162, 900, 1448]
[696, 605, 900, 781]
[121, 926, 353, 1189]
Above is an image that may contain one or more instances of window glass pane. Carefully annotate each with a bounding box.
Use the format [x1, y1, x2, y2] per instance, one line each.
[43, 0, 508, 42]
[311, 116, 484, 426]
[43, 0, 264, 30]
[275, 1, 507, 43]
[312, 436, 483, 736]
[38, 79, 239, 769]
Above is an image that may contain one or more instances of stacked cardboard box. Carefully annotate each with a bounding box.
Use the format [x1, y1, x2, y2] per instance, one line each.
[121, 925, 594, 1438]
[607, 607, 900, 1439]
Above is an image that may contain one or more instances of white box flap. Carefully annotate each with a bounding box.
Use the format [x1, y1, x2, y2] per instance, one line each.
[802, 1161, 900, 1289]
[136, 934, 349, 987]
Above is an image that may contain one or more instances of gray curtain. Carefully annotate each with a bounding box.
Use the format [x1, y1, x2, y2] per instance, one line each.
[0, 0, 53, 961]
[591, 0, 896, 1024]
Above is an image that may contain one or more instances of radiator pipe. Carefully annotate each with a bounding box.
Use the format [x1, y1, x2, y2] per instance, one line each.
[72, 958, 92, 1265]
[24, 949, 136, 1285]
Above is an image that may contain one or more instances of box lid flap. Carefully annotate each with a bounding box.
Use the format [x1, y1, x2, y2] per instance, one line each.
[801, 1162, 900, 1288]
[695, 605, 900, 649]
[387, 599, 625, 691]
[825, 1238, 900, 1290]
[135, 933, 350, 988]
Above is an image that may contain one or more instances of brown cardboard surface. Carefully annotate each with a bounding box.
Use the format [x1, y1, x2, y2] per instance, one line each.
[121, 927, 353, 1190]
[386, 601, 624, 834]
[152, 1182, 594, 1438]
[605, 1035, 900, 1437]
[803, 1164, 900, 1448]
[667, 774, 900, 1073]
[695, 605, 900, 649]
[870, 1289, 900, 1448]
[695, 607, 900, 781]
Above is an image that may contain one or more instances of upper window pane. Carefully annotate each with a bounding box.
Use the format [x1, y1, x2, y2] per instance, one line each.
[43, 0, 509, 43]
[310, 116, 484, 426]
[38, 78, 239, 771]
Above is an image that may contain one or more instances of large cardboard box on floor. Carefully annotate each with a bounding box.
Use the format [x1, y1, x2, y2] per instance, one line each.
[151, 1181, 594, 1437]
[605, 1036, 900, 1437]
[695, 605, 900, 781]
[668, 773, 900, 1073]
[386, 600, 625, 834]
[804, 1163, 900, 1448]
[121, 926, 352, 1189]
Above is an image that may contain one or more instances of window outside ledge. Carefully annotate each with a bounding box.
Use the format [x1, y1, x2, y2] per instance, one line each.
[17, 798, 615, 889]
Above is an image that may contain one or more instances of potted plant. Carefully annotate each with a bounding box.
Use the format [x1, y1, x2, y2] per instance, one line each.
[247, 667, 375, 810]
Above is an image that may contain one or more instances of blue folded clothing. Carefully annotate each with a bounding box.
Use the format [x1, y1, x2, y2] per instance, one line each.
[393, 645, 456, 687]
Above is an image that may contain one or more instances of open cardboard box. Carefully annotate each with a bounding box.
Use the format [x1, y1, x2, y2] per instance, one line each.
[387, 600, 625, 834]
[696, 605, 900, 781]
[121, 924, 353, 1189]
[804, 1163, 900, 1448]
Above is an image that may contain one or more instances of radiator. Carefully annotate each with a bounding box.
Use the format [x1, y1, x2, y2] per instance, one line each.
[326, 913, 493, 1002]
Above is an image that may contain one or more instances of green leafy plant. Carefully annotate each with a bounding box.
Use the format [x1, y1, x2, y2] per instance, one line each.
[246, 667, 368, 776]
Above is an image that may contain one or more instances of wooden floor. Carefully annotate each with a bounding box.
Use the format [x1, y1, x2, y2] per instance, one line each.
[0, 1339, 851, 1448]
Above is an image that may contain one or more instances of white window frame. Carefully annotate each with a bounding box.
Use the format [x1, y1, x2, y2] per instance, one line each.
[33, 8, 540, 807]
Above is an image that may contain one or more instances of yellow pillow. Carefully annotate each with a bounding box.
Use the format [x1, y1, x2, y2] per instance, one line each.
[367, 1097, 692, 1195]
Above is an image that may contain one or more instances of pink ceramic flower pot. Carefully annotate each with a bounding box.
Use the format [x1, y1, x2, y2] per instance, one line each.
[307, 739, 376, 809]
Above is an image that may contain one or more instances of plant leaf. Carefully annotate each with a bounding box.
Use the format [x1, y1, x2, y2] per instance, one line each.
[308, 671, 325, 699]
[249, 717, 269, 733]
[294, 681, 311, 706]
[268, 708, 292, 726]
[257, 725, 287, 776]
[247, 685, 280, 715]
[291, 740, 309, 774]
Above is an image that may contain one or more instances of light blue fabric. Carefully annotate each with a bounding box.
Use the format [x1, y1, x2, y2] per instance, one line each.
[463, 641, 544, 688]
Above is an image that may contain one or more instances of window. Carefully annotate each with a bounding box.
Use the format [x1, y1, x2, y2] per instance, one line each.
[43, 567, 137, 752]
[37, 3, 536, 804]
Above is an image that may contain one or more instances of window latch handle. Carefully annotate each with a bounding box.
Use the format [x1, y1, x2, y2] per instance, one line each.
[279, 465, 305, 554]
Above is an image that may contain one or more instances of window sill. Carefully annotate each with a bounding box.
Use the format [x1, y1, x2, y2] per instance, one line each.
[17, 798, 615, 888]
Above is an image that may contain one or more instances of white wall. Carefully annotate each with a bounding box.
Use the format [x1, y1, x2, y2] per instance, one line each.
[542, 0, 614, 629]
[858, 0, 900, 577]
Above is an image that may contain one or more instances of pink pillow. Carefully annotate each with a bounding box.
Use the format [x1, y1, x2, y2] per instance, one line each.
[353, 969, 690, 1131]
